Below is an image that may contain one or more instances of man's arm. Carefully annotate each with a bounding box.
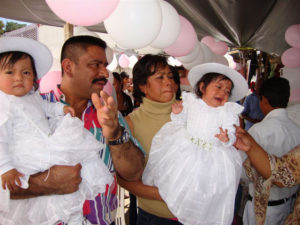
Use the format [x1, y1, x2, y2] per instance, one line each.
[117, 175, 162, 201]
[11, 164, 82, 199]
[108, 130, 144, 181]
[91, 91, 144, 181]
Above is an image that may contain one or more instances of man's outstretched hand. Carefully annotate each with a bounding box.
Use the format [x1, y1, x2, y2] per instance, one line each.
[91, 91, 121, 140]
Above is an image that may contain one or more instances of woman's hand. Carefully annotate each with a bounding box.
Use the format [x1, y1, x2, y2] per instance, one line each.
[234, 125, 254, 152]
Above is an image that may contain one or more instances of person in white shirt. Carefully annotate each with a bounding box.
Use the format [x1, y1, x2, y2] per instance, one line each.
[287, 102, 300, 126]
[241, 77, 300, 225]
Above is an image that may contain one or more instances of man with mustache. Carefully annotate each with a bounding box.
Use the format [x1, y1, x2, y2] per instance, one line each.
[10, 35, 145, 225]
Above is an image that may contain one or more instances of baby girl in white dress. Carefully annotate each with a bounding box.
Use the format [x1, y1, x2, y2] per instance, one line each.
[143, 63, 248, 225]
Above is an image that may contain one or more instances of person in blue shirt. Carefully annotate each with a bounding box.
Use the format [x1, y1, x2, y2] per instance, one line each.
[241, 78, 264, 130]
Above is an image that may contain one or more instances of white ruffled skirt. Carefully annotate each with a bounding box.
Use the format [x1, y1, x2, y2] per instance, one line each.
[143, 122, 242, 225]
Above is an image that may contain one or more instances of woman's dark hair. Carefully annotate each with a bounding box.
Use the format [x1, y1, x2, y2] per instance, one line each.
[112, 72, 122, 82]
[0, 51, 39, 90]
[112, 72, 123, 89]
[258, 77, 290, 108]
[194, 73, 233, 98]
[132, 54, 170, 103]
[120, 71, 129, 80]
[170, 66, 182, 100]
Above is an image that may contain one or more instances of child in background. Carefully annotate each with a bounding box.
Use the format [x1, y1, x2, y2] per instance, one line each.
[0, 37, 113, 225]
[143, 63, 248, 225]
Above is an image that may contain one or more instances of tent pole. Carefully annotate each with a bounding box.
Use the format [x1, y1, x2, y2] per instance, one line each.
[64, 23, 73, 40]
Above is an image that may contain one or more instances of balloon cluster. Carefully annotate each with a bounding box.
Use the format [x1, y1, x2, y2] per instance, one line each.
[103, 0, 199, 54]
[175, 36, 229, 70]
[45, 0, 230, 70]
[281, 24, 300, 68]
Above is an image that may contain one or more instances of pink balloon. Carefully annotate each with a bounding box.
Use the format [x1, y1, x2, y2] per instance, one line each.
[285, 24, 300, 48]
[46, 0, 119, 26]
[281, 47, 300, 68]
[201, 36, 215, 49]
[290, 89, 300, 102]
[118, 54, 130, 68]
[39, 71, 62, 93]
[164, 15, 197, 57]
[211, 41, 228, 55]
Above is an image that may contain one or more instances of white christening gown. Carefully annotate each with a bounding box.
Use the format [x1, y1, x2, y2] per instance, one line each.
[143, 92, 243, 225]
[0, 90, 113, 225]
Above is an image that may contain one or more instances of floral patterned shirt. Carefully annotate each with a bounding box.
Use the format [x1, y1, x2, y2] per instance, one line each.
[244, 145, 300, 225]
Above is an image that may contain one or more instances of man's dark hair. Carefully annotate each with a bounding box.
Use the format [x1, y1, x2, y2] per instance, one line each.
[259, 77, 290, 108]
[132, 54, 170, 103]
[60, 35, 107, 68]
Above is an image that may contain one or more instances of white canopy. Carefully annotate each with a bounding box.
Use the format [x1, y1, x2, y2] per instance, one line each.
[1, 0, 300, 55]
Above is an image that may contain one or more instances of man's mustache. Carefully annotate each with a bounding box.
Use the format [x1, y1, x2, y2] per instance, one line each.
[92, 78, 108, 85]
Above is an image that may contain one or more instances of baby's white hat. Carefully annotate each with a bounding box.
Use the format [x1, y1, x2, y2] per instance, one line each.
[188, 63, 248, 102]
[0, 37, 53, 79]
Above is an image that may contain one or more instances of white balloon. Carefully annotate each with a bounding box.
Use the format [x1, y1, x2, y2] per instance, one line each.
[107, 54, 118, 71]
[176, 43, 200, 64]
[214, 54, 229, 66]
[150, 0, 180, 49]
[182, 52, 204, 70]
[200, 42, 215, 63]
[182, 42, 215, 70]
[104, 0, 162, 49]
[129, 55, 138, 68]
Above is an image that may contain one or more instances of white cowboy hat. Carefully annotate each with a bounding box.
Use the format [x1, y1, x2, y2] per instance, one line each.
[188, 62, 248, 101]
[0, 37, 53, 79]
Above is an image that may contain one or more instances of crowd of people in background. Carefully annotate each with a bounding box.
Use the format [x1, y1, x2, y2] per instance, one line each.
[0, 34, 299, 225]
